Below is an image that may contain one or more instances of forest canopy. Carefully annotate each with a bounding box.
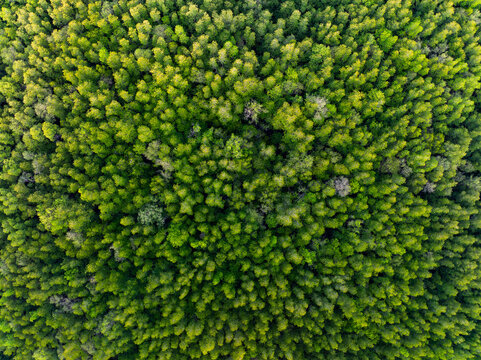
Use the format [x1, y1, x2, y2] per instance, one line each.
[1, 0, 481, 359]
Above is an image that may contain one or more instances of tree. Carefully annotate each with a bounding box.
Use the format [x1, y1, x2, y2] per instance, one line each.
[1, 0, 481, 359]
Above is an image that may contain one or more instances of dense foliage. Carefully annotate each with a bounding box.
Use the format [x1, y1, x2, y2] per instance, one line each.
[1, 0, 481, 359]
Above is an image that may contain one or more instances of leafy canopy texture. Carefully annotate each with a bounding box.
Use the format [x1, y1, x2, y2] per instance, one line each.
[1, 0, 481, 359]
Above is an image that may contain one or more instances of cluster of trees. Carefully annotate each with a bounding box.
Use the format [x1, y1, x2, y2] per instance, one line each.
[1, 0, 481, 359]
